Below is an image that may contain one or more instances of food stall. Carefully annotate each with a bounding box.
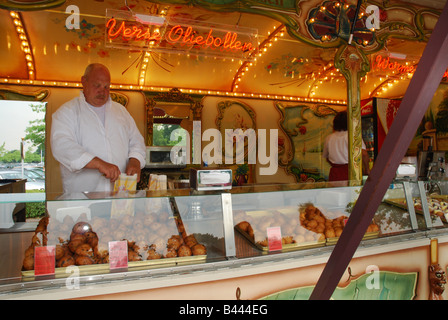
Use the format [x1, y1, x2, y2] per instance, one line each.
[0, 0, 448, 300]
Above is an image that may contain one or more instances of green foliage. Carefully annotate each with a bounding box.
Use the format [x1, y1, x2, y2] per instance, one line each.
[153, 124, 187, 146]
[25, 190, 46, 219]
[0, 102, 45, 163]
[24, 103, 46, 157]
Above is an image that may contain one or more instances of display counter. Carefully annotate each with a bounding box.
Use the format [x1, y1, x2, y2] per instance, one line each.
[1, 179, 448, 300]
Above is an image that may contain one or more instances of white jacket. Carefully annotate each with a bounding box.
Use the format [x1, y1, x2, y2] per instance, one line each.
[51, 92, 146, 193]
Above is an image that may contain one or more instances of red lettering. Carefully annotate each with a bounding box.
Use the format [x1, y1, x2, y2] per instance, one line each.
[108, 19, 256, 54]
[205, 29, 214, 47]
[106, 18, 125, 40]
[195, 35, 204, 45]
[214, 37, 222, 47]
[242, 43, 253, 52]
[106, 18, 161, 42]
[167, 25, 183, 42]
[182, 26, 193, 43]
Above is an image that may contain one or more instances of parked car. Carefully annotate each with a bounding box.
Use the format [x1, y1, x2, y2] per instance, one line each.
[28, 167, 45, 179]
[23, 168, 45, 181]
[0, 170, 45, 191]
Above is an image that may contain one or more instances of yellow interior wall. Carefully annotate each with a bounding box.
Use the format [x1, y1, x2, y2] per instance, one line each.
[200, 96, 294, 184]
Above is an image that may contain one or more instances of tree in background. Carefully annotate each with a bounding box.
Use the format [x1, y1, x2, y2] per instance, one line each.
[153, 124, 187, 146]
[24, 103, 45, 161]
[0, 102, 45, 164]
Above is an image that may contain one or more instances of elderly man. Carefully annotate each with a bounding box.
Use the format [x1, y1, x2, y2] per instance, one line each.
[51, 63, 146, 193]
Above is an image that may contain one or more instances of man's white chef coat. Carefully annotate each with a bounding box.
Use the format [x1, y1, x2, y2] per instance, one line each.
[51, 92, 146, 193]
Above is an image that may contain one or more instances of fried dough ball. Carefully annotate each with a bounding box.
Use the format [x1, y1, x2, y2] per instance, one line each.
[146, 248, 162, 260]
[307, 220, 318, 229]
[68, 234, 86, 253]
[121, 214, 133, 227]
[109, 219, 120, 230]
[151, 222, 163, 232]
[184, 235, 198, 248]
[84, 231, 98, 247]
[143, 214, 156, 226]
[91, 217, 107, 230]
[102, 254, 110, 264]
[75, 255, 94, 265]
[167, 235, 182, 250]
[191, 244, 207, 255]
[96, 249, 109, 260]
[334, 227, 343, 237]
[295, 235, 305, 243]
[325, 228, 336, 238]
[57, 255, 75, 268]
[128, 250, 141, 262]
[70, 232, 86, 242]
[55, 244, 68, 260]
[282, 236, 294, 245]
[22, 255, 34, 271]
[75, 243, 94, 257]
[177, 245, 192, 257]
[164, 247, 177, 258]
[62, 215, 75, 227]
[317, 233, 326, 242]
[68, 240, 84, 253]
[316, 223, 325, 234]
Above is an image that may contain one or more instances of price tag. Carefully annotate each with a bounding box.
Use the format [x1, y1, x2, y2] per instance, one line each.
[267, 226, 282, 252]
[34, 246, 55, 276]
[108, 240, 128, 270]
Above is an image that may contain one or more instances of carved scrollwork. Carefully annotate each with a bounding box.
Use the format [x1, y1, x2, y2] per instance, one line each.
[143, 88, 203, 145]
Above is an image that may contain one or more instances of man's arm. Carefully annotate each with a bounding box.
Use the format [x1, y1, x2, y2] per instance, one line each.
[85, 156, 121, 183]
[125, 157, 141, 182]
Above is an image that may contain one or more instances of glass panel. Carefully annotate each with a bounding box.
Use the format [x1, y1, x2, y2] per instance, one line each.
[173, 195, 225, 261]
[376, 182, 416, 235]
[232, 185, 380, 258]
[0, 193, 46, 286]
[418, 180, 448, 228]
[1, 191, 225, 288]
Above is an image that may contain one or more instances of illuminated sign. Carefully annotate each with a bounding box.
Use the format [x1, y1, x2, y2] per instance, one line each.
[105, 9, 259, 60]
[372, 55, 416, 74]
[373, 54, 448, 79]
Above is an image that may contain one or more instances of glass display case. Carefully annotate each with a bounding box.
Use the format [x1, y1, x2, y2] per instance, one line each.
[1, 180, 448, 298]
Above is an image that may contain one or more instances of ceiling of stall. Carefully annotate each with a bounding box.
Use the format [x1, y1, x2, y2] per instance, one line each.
[0, 0, 446, 102]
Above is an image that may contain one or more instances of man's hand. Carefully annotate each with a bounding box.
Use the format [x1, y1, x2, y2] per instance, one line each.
[85, 157, 121, 183]
[125, 157, 141, 182]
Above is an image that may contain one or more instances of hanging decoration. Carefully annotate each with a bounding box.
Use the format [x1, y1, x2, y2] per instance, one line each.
[306, 1, 375, 47]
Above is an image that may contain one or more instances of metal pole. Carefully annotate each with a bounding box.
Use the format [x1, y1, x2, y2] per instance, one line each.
[310, 2, 448, 300]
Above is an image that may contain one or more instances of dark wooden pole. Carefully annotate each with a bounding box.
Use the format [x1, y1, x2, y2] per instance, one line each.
[309, 2, 448, 300]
